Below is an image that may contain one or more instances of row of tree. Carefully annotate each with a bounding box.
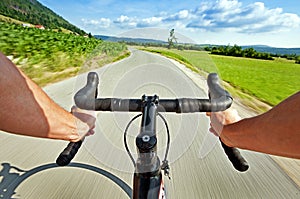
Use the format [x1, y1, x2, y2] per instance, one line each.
[205, 45, 274, 60]
[126, 29, 300, 64]
[125, 40, 206, 51]
[205, 45, 300, 64]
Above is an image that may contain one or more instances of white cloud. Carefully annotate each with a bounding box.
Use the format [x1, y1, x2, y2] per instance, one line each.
[216, 0, 241, 11]
[113, 15, 138, 28]
[187, 0, 300, 33]
[82, 18, 111, 29]
[164, 10, 191, 21]
[84, 0, 300, 37]
[137, 17, 163, 28]
[115, 15, 131, 23]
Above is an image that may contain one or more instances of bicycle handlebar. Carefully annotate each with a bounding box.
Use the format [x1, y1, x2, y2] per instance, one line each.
[73, 97, 231, 113]
[56, 140, 83, 166]
[56, 72, 249, 172]
[73, 73, 232, 113]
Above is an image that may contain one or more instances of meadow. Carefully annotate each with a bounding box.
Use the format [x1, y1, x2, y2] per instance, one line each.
[141, 48, 300, 107]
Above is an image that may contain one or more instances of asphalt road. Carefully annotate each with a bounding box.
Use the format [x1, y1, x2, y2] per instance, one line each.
[1, 49, 299, 198]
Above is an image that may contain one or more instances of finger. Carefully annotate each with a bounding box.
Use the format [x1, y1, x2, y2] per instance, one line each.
[86, 129, 95, 136]
[90, 129, 95, 135]
[209, 127, 219, 137]
[206, 112, 211, 117]
[70, 105, 77, 113]
[71, 106, 96, 117]
[73, 112, 95, 122]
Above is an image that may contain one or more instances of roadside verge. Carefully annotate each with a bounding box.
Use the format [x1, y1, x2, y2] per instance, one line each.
[149, 50, 300, 187]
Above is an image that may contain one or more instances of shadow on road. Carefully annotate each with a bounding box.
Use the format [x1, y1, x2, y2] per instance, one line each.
[0, 162, 132, 199]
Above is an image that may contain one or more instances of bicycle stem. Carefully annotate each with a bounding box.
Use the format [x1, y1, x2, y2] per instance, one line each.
[133, 95, 164, 199]
[135, 95, 161, 175]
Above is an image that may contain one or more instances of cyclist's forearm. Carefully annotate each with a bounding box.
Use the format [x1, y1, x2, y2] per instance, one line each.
[222, 91, 300, 159]
[0, 52, 86, 141]
[22, 72, 90, 141]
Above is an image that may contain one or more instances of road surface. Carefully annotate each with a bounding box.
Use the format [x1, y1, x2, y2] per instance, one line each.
[1, 49, 299, 198]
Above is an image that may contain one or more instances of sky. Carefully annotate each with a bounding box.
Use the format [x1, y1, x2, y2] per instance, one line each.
[38, 0, 300, 48]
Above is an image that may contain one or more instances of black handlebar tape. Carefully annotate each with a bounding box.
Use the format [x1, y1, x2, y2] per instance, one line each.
[56, 140, 83, 166]
[220, 140, 249, 172]
[207, 73, 230, 99]
[94, 98, 143, 112]
[89, 98, 232, 113]
[207, 73, 233, 112]
[73, 72, 232, 112]
[207, 73, 249, 172]
[57, 72, 98, 166]
[74, 72, 99, 110]
[57, 73, 98, 166]
[175, 98, 231, 113]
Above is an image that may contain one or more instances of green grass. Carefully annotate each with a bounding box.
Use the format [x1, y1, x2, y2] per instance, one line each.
[139, 48, 199, 73]
[141, 47, 300, 107]
[210, 55, 300, 106]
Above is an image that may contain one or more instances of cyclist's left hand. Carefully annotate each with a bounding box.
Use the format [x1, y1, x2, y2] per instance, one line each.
[71, 106, 96, 140]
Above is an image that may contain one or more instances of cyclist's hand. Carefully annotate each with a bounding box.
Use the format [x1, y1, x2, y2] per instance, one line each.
[206, 108, 241, 137]
[71, 106, 96, 140]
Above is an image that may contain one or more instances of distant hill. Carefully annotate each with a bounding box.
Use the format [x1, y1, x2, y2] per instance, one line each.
[0, 0, 85, 35]
[95, 35, 167, 44]
[241, 45, 300, 56]
[96, 35, 300, 56]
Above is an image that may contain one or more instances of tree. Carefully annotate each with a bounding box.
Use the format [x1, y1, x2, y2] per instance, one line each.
[244, 47, 256, 58]
[229, 44, 242, 56]
[296, 56, 300, 64]
[167, 29, 177, 49]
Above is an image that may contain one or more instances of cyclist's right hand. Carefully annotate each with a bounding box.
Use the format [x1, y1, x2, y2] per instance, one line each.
[206, 108, 241, 146]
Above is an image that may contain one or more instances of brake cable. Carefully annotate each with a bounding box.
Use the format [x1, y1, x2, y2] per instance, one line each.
[123, 113, 171, 178]
[124, 113, 142, 168]
[158, 113, 171, 179]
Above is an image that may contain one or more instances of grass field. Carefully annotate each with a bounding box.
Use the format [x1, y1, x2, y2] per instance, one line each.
[141, 48, 300, 107]
[210, 55, 299, 106]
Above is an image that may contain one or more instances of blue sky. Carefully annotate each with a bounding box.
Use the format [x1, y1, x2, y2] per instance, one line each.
[39, 0, 300, 47]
